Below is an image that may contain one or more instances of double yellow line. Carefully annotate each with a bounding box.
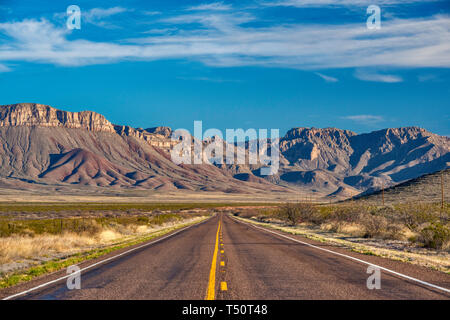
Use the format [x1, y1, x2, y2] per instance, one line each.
[205, 219, 221, 300]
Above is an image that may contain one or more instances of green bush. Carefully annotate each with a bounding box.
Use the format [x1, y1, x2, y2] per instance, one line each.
[418, 223, 450, 250]
[396, 204, 436, 231]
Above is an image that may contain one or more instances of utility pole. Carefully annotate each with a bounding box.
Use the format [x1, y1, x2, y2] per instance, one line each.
[381, 182, 385, 206]
[441, 171, 445, 210]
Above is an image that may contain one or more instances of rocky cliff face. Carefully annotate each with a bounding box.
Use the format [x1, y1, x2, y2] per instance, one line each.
[280, 127, 356, 171]
[0, 103, 176, 151]
[0, 103, 448, 198]
[114, 125, 176, 150]
[276, 125, 450, 192]
[0, 103, 287, 194]
[145, 126, 172, 138]
[0, 103, 116, 133]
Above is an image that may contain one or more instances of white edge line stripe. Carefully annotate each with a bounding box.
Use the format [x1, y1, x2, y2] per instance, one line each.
[2, 217, 212, 300]
[232, 216, 450, 294]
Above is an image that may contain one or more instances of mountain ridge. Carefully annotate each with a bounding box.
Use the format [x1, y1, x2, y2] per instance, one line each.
[0, 103, 448, 199]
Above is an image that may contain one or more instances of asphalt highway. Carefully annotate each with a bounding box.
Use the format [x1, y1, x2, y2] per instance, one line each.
[2, 213, 449, 300]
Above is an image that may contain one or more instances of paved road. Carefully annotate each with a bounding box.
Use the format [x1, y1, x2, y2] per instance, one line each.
[3, 214, 450, 300]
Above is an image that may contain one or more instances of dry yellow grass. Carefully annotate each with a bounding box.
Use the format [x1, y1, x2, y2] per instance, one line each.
[443, 240, 450, 252]
[320, 222, 365, 236]
[0, 233, 96, 265]
[0, 216, 207, 273]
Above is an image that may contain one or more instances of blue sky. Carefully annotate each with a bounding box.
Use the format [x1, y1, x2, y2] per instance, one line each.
[0, 0, 449, 136]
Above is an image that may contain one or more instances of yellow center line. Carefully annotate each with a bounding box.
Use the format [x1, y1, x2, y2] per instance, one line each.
[205, 219, 221, 300]
[220, 282, 228, 291]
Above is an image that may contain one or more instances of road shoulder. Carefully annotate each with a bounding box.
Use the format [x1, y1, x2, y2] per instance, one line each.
[230, 214, 450, 295]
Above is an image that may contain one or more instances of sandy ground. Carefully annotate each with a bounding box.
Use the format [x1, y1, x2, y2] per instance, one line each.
[0, 189, 308, 203]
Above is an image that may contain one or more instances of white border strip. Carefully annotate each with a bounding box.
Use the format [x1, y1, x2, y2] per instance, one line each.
[232, 216, 450, 294]
[2, 217, 212, 300]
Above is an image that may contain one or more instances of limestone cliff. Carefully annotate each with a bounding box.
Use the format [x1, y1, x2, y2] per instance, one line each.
[0, 103, 116, 133]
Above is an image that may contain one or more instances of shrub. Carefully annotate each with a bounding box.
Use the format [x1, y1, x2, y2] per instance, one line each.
[277, 203, 317, 225]
[360, 214, 388, 238]
[395, 203, 442, 231]
[332, 206, 360, 224]
[277, 203, 301, 225]
[418, 223, 450, 250]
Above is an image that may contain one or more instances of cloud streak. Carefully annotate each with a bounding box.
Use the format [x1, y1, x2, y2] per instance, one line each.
[315, 72, 338, 82]
[53, 6, 132, 28]
[0, 10, 449, 71]
[262, 0, 442, 7]
[341, 114, 385, 125]
[186, 2, 232, 11]
[354, 69, 403, 82]
[83, 7, 132, 28]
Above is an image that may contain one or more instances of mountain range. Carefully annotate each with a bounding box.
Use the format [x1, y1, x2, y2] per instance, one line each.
[0, 103, 448, 200]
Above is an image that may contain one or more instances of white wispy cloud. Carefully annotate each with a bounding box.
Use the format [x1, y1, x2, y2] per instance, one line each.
[315, 72, 338, 82]
[262, 0, 441, 7]
[186, 2, 232, 11]
[83, 7, 132, 28]
[85, 7, 129, 19]
[143, 11, 162, 16]
[142, 28, 177, 35]
[341, 114, 385, 124]
[0, 11, 449, 70]
[53, 7, 131, 28]
[354, 69, 403, 82]
[159, 11, 253, 30]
